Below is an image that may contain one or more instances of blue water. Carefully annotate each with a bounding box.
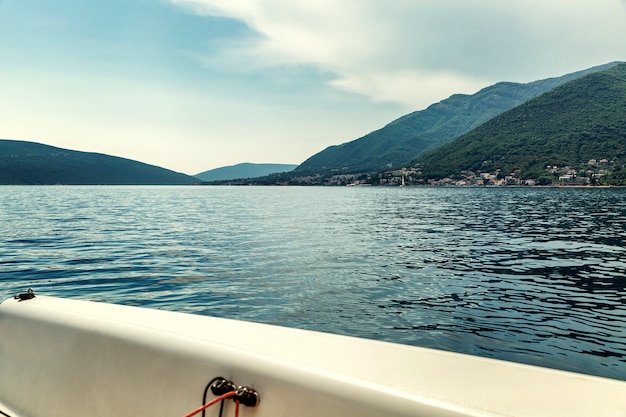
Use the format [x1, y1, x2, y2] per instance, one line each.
[1, 186, 625, 380]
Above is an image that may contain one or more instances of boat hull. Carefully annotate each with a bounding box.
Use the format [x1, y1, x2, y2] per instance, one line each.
[1, 296, 626, 417]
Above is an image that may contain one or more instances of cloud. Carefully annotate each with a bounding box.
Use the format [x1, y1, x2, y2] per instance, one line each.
[172, 0, 626, 108]
[328, 69, 486, 107]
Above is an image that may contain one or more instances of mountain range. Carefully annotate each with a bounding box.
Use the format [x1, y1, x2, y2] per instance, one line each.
[195, 163, 297, 182]
[410, 62, 626, 184]
[0, 140, 197, 185]
[293, 62, 621, 176]
[2, 61, 625, 186]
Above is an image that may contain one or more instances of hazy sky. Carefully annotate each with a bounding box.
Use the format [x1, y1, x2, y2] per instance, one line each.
[1, 0, 625, 175]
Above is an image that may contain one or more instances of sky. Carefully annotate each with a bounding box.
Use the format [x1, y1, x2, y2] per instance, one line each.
[1, 0, 625, 175]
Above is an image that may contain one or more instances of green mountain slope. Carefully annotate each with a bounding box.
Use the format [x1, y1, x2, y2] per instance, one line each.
[295, 62, 621, 175]
[195, 163, 298, 182]
[412, 63, 626, 184]
[0, 140, 198, 185]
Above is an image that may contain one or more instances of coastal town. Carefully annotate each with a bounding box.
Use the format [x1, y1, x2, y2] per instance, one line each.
[277, 158, 618, 187]
[378, 158, 613, 187]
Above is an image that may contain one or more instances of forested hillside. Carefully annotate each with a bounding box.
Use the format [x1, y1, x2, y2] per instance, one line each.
[0, 140, 198, 185]
[294, 62, 621, 175]
[410, 63, 626, 185]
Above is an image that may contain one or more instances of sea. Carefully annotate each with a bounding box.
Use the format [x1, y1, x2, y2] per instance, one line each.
[1, 185, 625, 381]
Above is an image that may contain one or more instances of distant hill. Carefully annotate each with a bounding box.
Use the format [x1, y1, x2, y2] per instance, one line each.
[411, 63, 626, 183]
[294, 62, 621, 175]
[195, 163, 298, 181]
[0, 140, 198, 185]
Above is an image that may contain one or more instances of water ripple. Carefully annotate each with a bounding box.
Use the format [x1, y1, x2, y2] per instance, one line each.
[1, 186, 625, 381]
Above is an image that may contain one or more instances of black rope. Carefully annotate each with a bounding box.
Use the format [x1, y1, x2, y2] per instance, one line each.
[202, 377, 226, 417]
[0, 409, 12, 417]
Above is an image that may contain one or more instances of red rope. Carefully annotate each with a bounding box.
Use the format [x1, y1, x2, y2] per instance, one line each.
[182, 391, 237, 417]
[234, 400, 240, 417]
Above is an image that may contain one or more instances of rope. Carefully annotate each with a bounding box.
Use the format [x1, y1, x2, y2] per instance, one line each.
[202, 377, 228, 417]
[182, 391, 237, 417]
[185, 376, 258, 417]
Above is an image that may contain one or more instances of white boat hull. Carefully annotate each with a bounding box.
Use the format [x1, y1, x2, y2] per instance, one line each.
[1, 295, 626, 417]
